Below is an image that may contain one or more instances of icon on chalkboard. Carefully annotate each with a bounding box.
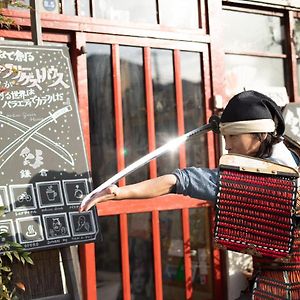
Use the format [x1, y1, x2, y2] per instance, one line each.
[36, 181, 64, 207]
[75, 215, 90, 232]
[0, 225, 9, 234]
[43, 213, 70, 240]
[74, 185, 84, 200]
[10, 184, 37, 211]
[0, 187, 9, 212]
[17, 192, 32, 203]
[46, 185, 57, 202]
[50, 218, 67, 236]
[69, 211, 96, 236]
[0, 220, 16, 243]
[26, 225, 37, 238]
[17, 217, 44, 243]
[20, 147, 44, 169]
[63, 179, 89, 205]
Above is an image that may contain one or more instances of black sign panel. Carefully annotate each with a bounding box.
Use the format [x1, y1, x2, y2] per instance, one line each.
[0, 44, 98, 251]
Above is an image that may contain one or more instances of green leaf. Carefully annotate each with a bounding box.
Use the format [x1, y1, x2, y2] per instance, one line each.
[0, 266, 11, 272]
[12, 251, 20, 261]
[10, 241, 22, 248]
[5, 252, 12, 262]
[0, 206, 5, 217]
[24, 255, 34, 265]
[20, 256, 25, 265]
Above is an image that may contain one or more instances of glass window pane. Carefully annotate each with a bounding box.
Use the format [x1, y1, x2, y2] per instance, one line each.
[128, 213, 154, 300]
[295, 19, 300, 55]
[93, 0, 157, 24]
[159, 0, 199, 29]
[181, 51, 208, 168]
[63, 0, 76, 16]
[160, 210, 185, 300]
[79, 0, 91, 17]
[189, 208, 214, 300]
[86, 43, 117, 186]
[120, 46, 148, 184]
[294, 20, 300, 95]
[151, 49, 179, 176]
[297, 60, 300, 95]
[223, 10, 285, 54]
[95, 216, 122, 300]
[225, 55, 285, 99]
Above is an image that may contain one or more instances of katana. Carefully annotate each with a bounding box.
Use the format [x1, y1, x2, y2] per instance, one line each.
[80, 115, 220, 208]
[0, 105, 72, 168]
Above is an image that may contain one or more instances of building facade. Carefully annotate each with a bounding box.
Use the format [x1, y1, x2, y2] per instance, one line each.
[1, 0, 300, 299]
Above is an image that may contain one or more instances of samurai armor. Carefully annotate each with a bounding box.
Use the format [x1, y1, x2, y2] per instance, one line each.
[214, 154, 299, 259]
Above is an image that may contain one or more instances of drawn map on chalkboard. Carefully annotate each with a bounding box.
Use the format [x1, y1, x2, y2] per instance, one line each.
[0, 44, 99, 251]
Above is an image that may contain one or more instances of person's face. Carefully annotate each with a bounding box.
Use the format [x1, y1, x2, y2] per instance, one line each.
[223, 133, 262, 156]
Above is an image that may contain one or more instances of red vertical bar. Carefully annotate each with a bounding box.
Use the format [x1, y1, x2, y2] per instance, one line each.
[152, 210, 163, 300]
[71, 32, 97, 300]
[174, 50, 186, 169]
[144, 47, 157, 178]
[202, 47, 226, 299]
[112, 45, 130, 299]
[182, 208, 193, 299]
[72, 32, 91, 163]
[79, 244, 97, 300]
[202, 50, 216, 168]
[112, 44, 126, 185]
[120, 214, 131, 300]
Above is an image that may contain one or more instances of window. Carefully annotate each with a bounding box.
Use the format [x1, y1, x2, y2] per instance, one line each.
[158, 0, 200, 28]
[120, 46, 148, 184]
[223, 9, 287, 101]
[151, 49, 179, 176]
[294, 19, 300, 95]
[93, 0, 157, 24]
[86, 43, 117, 186]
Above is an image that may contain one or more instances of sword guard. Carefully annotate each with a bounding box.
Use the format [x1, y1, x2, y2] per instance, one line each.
[209, 115, 220, 134]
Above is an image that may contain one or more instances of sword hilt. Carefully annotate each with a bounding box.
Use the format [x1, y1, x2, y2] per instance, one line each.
[209, 115, 220, 134]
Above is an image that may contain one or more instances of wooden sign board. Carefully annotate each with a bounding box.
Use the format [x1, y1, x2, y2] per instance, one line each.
[0, 44, 99, 251]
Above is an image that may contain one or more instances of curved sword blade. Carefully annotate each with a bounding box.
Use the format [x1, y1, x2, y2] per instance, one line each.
[80, 115, 220, 208]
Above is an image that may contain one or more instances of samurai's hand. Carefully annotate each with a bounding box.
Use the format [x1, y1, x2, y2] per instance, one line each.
[79, 184, 120, 212]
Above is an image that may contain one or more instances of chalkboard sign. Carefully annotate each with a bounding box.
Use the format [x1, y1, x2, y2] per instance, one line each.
[0, 44, 99, 251]
[283, 103, 300, 147]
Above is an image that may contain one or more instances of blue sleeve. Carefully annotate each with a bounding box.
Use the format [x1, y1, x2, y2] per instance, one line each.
[172, 167, 219, 204]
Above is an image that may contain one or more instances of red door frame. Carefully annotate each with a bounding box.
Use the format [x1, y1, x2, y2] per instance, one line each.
[77, 33, 224, 300]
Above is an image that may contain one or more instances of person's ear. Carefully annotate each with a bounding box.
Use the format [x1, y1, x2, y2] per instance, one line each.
[258, 133, 267, 142]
